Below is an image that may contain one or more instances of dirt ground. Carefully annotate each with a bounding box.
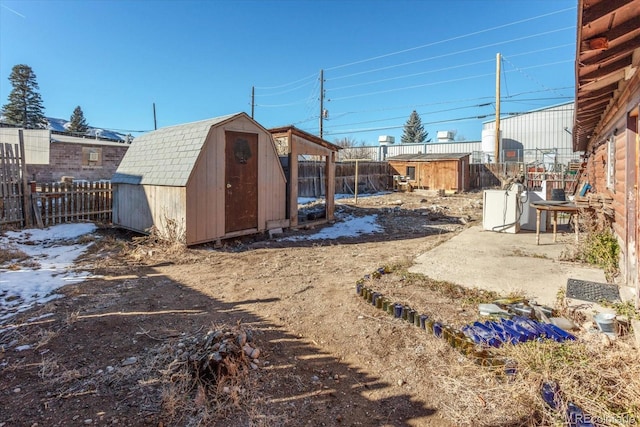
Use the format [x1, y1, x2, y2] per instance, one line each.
[1, 191, 632, 426]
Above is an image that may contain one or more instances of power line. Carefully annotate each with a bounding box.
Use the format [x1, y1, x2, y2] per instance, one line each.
[328, 60, 573, 102]
[323, 95, 574, 133]
[324, 6, 575, 72]
[326, 103, 492, 130]
[324, 108, 576, 136]
[328, 42, 572, 92]
[253, 72, 317, 90]
[329, 58, 495, 92]
[254, 79, 315, 97]
[327, 26, 574, 82]
[329, 72, 495, 101]
[502, 56, 572, 98]
[250, 7, 574, 98]
[324, 116, 487, 136]
[255, 100, 309, 108]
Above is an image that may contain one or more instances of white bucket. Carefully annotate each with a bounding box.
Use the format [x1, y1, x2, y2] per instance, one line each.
[594, 313, 616, 337]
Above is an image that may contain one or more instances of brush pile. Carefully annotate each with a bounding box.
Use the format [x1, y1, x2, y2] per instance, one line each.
[156, 324, 262, 424]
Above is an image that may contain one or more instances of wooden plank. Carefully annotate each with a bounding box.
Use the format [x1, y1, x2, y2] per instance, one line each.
[18, 130, 32, 227]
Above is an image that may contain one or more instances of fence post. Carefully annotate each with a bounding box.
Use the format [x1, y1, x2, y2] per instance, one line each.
[18, 130, 33, 228]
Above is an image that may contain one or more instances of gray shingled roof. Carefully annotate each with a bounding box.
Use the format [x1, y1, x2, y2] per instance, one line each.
[386, 153, 471, 161]
[112, 113, 240, 186]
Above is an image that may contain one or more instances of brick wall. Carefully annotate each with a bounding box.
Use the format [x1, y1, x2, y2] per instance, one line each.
[27, 141, 129, 182]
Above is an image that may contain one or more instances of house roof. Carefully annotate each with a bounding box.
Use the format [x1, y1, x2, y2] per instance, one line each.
[268, 126, 342, 151]
[112, 113, 240, 186]
[573, 0, 640, 151]
[387, 153, 471, 161]
[51, 133, 131, 147]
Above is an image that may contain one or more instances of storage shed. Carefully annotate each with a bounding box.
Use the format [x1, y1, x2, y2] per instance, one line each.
[112, 113, 287, 245]
[387, 153, 471, 192]
[269, 126, 341, 227]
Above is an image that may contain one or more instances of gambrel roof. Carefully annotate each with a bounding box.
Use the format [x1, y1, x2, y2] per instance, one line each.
[112, 113, 239, 186]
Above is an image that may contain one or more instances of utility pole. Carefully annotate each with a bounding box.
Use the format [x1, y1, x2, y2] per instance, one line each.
[251, 86, 255, 119]
[153, 102, 157, 130]
[495, 53, 501, 163]
[319, 69, 324, 139]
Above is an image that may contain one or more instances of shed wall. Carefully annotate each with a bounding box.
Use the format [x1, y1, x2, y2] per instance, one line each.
[185, 115, 286, 245]
[389, 159, 467, 192]
[113, 183, 186, 240]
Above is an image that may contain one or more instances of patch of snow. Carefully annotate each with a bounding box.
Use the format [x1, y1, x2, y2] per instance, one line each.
[27, 313, 55, 322]
[281, 214, 382, 241]
[0, 223, 97, 323]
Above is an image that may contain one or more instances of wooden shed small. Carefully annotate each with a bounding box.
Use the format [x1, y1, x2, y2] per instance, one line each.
[112, 113, 287, 245]
[387, 153, 471, 192]
[269, 126, 341, 227]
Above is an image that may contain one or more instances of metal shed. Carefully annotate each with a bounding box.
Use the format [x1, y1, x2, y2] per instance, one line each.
[112, 112, 287, 245]
[387, 153, 471, 192]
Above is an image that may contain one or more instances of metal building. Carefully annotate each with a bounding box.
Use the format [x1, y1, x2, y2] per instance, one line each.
[482, 102, 578, 167]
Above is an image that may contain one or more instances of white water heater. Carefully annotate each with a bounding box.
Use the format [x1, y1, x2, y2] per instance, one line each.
[482, 185, 522, 233]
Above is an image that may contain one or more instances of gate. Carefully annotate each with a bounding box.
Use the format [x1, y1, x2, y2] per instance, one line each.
[0, 130, 31, 228]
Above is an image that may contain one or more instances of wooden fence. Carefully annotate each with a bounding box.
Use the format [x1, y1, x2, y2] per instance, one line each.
[33, 181, 112, 227]
[0, 141, 29, 228]
[298, 160, 390, 197]
[469, 163, 578, 192]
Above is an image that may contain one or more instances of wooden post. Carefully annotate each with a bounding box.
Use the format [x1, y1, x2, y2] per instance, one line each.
[495, 53, 501, 163]
[18, 130, 33, 228]
[319, 69, 324, 139]
[325, 152, 335, 220]
[354, 159, 359, 204]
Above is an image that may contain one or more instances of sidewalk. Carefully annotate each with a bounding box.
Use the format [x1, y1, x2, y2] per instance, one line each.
[409, 225, 610, 307]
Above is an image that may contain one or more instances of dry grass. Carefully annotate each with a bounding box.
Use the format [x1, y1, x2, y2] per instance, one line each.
[0, 247, 29, 266]
[363, 264, 640, 426]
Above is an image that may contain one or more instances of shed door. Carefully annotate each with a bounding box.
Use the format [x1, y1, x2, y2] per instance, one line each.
[225, 131, 258, 233]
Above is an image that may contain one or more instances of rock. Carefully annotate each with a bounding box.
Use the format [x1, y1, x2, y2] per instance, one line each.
[236, 332, 247, 347]
[397, 379, 404, 386]
[122, 357, 137, 366]
[250, 348, 260, 359]
[311, 375, 320, 382]
[250, 363, 258, 370]
[243, 344, 253, 357]
[84, 419, 93, 425]
[106, 366, 115, 373]
[13, 387, 21, 393]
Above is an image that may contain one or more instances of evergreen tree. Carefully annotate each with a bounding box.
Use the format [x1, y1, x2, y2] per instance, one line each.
[2, 64, 47, 129]
[401, 110, 428, 143]
[68, 106, 89, 134]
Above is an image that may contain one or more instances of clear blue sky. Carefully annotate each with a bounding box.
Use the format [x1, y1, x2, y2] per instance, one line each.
[0, 0, 577, 144]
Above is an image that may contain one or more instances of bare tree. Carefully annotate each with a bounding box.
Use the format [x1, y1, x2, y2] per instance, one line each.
[334, 137, 375, 160]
